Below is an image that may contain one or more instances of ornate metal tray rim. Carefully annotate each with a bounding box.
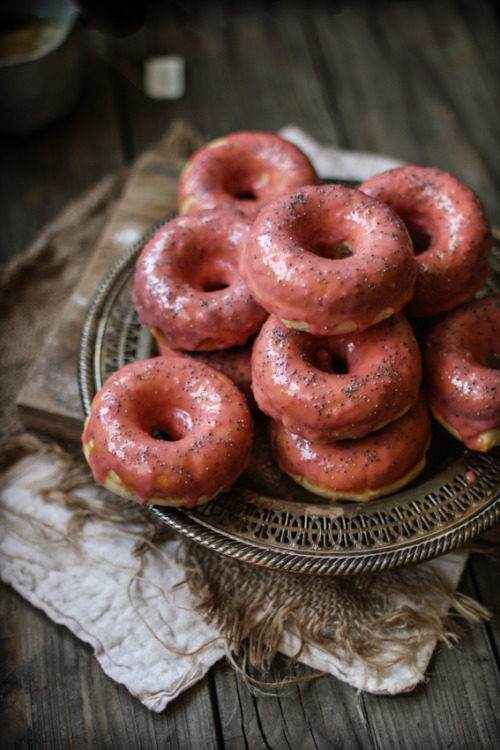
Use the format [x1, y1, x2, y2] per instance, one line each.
[78, 218, 500, 576]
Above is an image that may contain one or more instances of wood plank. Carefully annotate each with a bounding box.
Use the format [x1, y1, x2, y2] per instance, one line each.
[0, 30, 124, 267]
[0, 582, 219, 749]
[211, 655, 372, 748]
[307, 0, 499, 224]
[381, 0, 500, 223]
[113, 7, 338, 148]
[468, 550, 500, 656]
[359, 566, 500, 750]
[223, 13, 336, 139]
[210, 568, 500, 749]
[0, 583, 29, 748]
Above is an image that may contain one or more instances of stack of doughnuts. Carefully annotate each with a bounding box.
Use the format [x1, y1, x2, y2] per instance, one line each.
[82, 132, 319, 508]
[82, 130, 498, 509]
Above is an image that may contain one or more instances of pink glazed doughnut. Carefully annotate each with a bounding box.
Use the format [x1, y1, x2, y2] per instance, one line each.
[424, 295, 500, 452]
[82, 357, 254, 508]
[132, 208, 267, 351]
[157, 339, 256, 409]
[252, 313, 422, 442]
[178, 131, 320, 217]
[271, 395, 431, 501]
[360, 166, 492, 316]
[239, 183, 417, 335]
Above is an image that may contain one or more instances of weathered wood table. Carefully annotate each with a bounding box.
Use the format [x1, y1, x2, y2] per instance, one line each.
[1, 1, 499, 747]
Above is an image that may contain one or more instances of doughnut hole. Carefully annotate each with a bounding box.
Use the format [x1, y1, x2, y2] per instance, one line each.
[146, 406, 194, 443]
[234, 190, 256, 201]
[389, 209, 432, 256]
[407, 226, 431, 255]
[197, 266, 231, 293]
[295, 215, 354, 261]
[222, 167, 269, 202]
[312, 345, 349, 375]
[311, 239, 353, 260]
[151, 427, 175, 441]
[223, 170, 257, 200]
[151, 422, 183, 442]
[483, 351, 500, 370]
[471, 338, 500, 370]
[176, 256, 237, 293]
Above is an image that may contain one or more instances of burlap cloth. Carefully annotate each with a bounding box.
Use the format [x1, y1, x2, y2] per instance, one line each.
[0, 121, 495, 712]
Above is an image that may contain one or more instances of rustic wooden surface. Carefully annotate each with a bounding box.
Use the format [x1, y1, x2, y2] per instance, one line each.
[1, 1, 500, 747]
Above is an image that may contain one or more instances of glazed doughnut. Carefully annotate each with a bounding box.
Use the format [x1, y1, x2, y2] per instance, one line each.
[238, 183, 416, 335]
[270, 395, 431, 501]
[132, 208, 267, 351]
[157, 339, 256, 409]
[359, 166, 492, 316]
[178, 131, 320, 218]
[423, 295, 500, 452]
[252, 313, 422, 442]
[81, 357, 254, 508]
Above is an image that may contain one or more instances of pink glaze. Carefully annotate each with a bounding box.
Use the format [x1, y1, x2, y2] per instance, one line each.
[238, 183, 416, 335]
[423, 295, 500, 451]
[157, 339, 256, 409]
[132, 209, 267, 351]
[252, 313, 422, 442]
[360, 166, 492, 317]
[81, 357, 254, 507]
[271, 395, 431, 501]
[177, 131, 319, 218]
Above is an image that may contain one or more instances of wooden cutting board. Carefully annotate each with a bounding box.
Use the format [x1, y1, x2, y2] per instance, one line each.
[16, 129, 197, 443]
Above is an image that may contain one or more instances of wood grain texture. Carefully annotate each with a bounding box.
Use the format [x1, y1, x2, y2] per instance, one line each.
[0, 583, 220, 750]
[211, 656, 372, 749]
[359, 568, 500, 750]
[0, 36, 125, 267]
[1, 1, 499, 747]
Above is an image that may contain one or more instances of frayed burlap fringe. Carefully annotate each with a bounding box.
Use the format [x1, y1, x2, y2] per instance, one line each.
[182, 540, 492, 689]
[0, 434, 494, 695]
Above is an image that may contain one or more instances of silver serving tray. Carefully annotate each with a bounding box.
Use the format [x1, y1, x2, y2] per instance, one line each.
[78, 220, 500, 575]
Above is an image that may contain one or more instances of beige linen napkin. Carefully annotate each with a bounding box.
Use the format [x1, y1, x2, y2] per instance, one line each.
[0, 124, 491, 711]
[0, 449, 471, 708]
[278, 124, 406, 180]
[0, 451, 225, 712]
